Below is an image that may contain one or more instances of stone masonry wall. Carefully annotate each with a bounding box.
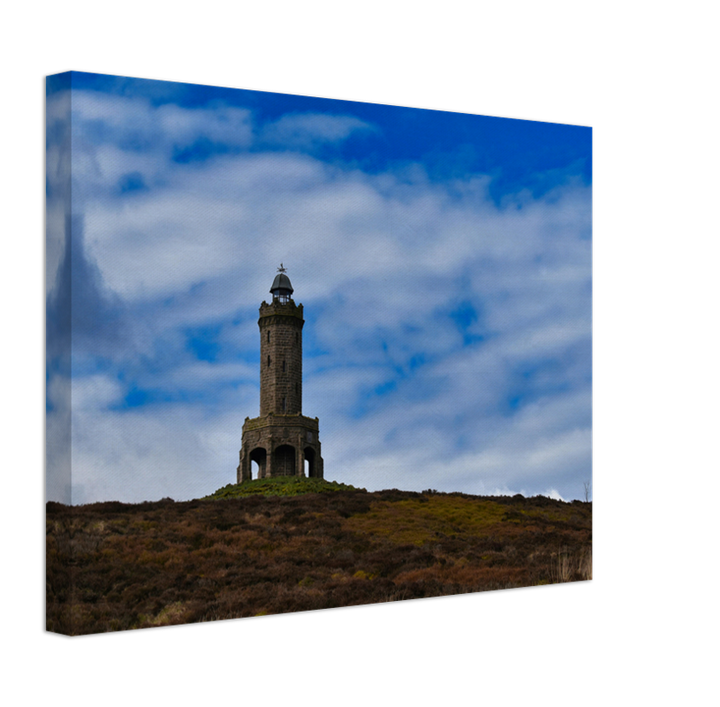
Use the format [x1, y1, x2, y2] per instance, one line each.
[237, 415, 323, 482]
[258, 300, 304, 417]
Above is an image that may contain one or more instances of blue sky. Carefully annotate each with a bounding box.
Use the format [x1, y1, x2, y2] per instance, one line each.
[46, 71, 591, 505]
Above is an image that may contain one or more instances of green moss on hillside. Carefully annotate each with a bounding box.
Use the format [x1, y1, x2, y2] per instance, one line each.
[345, 496, 508, 546]
[203, 477, 363, 499]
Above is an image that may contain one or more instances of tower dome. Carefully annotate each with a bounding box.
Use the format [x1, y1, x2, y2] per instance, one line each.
[270, 264, 294, 303]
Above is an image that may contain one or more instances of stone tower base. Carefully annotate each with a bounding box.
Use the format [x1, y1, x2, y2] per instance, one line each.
[237, 413, 324, 483]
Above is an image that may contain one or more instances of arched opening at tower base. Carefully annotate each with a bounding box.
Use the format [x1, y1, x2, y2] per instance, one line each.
[273, 445, 296, 477]
[249, 447, 267, 480]
[304, 447, 316, 478]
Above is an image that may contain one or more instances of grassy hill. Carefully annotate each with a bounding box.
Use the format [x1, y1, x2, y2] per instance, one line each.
[46, 481, 592, 636]
[203, 477, 362, 498]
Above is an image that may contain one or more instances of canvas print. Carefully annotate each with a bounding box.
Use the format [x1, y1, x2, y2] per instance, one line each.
[46, 72, 592, 636]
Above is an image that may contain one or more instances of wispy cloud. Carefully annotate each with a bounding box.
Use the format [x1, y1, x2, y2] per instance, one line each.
[260, 112, 374, 149]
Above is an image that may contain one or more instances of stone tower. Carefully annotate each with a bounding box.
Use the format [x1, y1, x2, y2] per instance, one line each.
[237, 266, 324, 482]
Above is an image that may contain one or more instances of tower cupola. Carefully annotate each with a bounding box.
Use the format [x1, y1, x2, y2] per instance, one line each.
[270, 264, 294, 303]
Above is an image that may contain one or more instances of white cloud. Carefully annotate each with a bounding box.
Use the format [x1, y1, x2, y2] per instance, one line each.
[162, 361, 256, 389]
[72, 375, 123, 410]
[70, 402, 247, 504]
[71, 91, 253, 153]
[261, 112, 373, 149]
[156, 103, 253, 146]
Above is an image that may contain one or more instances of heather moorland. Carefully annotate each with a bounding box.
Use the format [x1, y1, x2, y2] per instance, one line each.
[46, 480, 592, 636]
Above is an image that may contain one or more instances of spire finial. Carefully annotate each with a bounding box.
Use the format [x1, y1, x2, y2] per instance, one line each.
[277, 263, 287, 274]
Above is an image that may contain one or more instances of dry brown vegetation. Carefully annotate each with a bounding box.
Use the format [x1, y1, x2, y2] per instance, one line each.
[46, 487, 591, 636]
